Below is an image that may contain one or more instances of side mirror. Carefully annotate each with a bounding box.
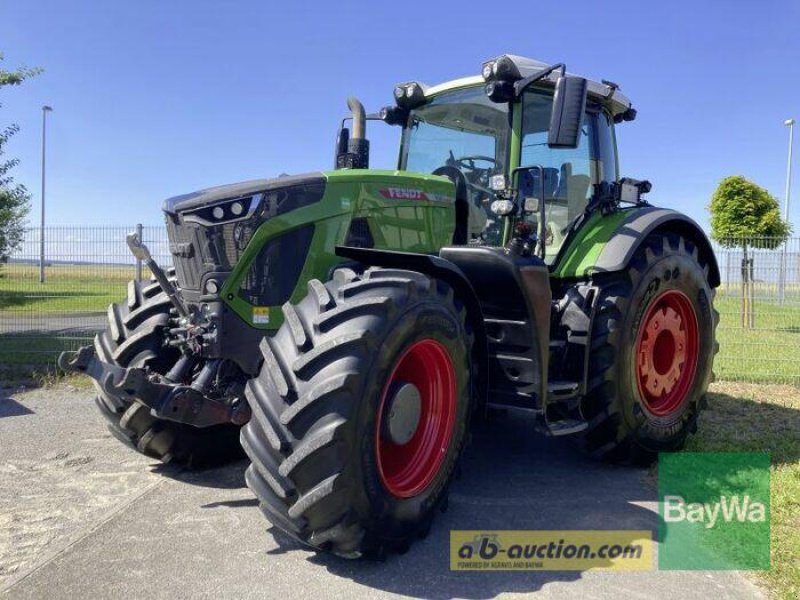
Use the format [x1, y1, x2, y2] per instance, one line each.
[548, 76, 588, 149]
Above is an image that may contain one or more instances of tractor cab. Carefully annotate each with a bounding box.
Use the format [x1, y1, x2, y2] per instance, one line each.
[338, 54, 637, 262]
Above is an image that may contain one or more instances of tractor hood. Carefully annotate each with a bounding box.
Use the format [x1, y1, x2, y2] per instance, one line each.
[162, 172, 325, 215]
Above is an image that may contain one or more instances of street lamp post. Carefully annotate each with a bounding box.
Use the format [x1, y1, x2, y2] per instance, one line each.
[39, 105, 53, 284]
[785, 119, 795, 223]
[778, 118, 794, 303]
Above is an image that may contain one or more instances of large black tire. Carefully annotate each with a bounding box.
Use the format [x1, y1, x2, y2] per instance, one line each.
[242, 267, 473, 558]
[581, 232, 719, 464]
[94, 275, 242, 466]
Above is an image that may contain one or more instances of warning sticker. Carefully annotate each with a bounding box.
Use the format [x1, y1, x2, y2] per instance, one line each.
[253, 306, 270, 324]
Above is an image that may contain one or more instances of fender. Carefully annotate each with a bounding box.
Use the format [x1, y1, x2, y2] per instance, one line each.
[554, 206, 720, 287]
[335, 246, 490, 415]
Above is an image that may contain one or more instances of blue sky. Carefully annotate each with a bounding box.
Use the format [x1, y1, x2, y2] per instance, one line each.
[1, 0, 798, 231]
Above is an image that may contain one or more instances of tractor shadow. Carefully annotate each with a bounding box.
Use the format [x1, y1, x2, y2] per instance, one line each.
[306, 410, 659, 598]
[139, 384, 798, 597]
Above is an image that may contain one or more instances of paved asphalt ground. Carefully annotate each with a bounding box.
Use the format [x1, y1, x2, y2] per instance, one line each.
[0, 385, 764, 600]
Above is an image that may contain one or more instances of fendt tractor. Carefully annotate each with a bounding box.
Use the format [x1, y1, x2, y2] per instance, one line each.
[61, 54, 719, 558]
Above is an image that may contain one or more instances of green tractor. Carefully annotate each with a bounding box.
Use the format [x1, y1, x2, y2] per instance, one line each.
[61, 54, 719, 558]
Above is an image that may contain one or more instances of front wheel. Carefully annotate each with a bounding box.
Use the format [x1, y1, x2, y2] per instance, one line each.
[581, 232, 719, 464]
[241, 268, 473, 558]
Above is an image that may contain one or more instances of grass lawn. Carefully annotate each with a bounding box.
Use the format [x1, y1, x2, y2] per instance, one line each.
[0, 263, 139, 314]
[689, 382, 800, 599]
[714, 292, 800, 385]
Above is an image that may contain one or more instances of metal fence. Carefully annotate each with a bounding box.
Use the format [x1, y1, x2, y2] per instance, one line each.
[0, 227, 798, 385]
[0, 225, 171, 372]
[714, 236, 800, 384]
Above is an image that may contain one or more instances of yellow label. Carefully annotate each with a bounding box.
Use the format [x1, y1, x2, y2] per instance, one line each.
[450, 530, 653, 571]
[252, 306, 270, 325]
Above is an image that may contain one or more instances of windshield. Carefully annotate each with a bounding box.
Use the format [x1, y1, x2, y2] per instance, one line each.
[400, 86, 509, 244]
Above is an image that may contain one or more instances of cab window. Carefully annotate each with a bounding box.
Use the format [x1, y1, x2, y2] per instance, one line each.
[520, 89, 616, 260]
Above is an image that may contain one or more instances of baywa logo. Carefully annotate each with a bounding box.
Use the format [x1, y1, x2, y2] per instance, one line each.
[663, 494, 767, 529]
[658, 452, 771, 570]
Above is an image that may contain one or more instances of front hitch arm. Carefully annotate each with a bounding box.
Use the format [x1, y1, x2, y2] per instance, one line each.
[126, 231, 189, 319]
[58, 345, 251, 427]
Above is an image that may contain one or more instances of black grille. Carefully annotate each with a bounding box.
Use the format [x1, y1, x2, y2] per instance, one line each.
[238, 225, 315, 306]
[166, 217, 205, 291]
[166, 217, 255, 291]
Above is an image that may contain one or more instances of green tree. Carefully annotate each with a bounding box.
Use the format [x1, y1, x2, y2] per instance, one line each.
[0, 53, 41, 264]
[709, 175, 790, 248]
[708, 175, 791, 328]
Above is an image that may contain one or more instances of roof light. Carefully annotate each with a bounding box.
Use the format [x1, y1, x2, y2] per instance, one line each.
[393, 81, 427, 109]
[485, 80, 515, 103]
[481, 55, 522, 83]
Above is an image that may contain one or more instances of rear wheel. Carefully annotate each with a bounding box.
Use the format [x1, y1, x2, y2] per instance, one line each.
[94, 275, 242, 466]
[241, 268, 473, 558]
[581, 232, 718, 464]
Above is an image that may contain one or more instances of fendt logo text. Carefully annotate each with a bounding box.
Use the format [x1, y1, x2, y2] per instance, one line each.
[379, 187, 428, 201]
[663, 495, 767, 529]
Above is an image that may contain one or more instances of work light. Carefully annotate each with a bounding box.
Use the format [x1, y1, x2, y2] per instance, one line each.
[393, 82, 427, 109]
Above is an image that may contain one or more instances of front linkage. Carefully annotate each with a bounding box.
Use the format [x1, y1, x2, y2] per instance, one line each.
[59, 233, 251, 429]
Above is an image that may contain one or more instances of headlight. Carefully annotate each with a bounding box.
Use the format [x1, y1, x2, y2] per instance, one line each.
[490, 199, 515, 216]
[182, 194, 260, 226]
[178, 177, 326, 228]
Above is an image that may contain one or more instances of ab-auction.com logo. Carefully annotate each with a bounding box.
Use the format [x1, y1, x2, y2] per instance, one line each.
[658, 453, 771, 570]
[458, 534, 504, 560]
[450, 531, 653, 571]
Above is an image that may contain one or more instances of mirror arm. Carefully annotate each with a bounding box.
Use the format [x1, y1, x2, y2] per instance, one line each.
[513, 63, 566, 99]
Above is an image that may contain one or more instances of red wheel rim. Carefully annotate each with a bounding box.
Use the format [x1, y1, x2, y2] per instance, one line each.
[375, 339, 457, 498]
[634, 289, 699, 417]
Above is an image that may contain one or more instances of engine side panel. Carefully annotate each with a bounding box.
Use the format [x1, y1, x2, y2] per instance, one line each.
[219, 170, 456, 331]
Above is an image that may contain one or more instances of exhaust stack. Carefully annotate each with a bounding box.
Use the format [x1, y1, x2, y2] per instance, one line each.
[335, 97, 370, 169]
[348, 96, 366, 141]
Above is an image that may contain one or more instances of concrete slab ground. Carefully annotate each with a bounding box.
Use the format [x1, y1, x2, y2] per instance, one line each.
[0, 385, 764, 599]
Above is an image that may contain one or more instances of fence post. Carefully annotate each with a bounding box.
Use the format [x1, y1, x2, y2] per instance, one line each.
[725, 251, 731, 292]
[135, 223, 143, 281]
[778, 240, 787, 305]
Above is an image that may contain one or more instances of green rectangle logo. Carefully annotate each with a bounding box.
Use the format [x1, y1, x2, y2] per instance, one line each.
[658, 452, 770, 570]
